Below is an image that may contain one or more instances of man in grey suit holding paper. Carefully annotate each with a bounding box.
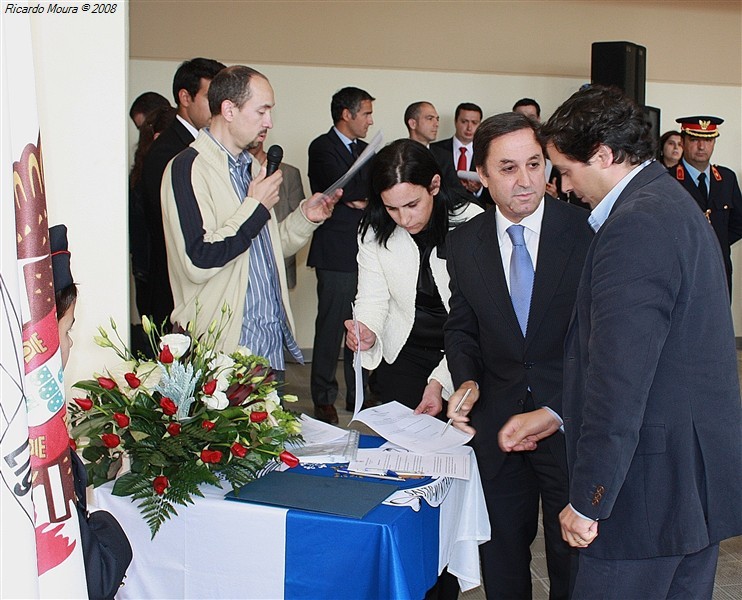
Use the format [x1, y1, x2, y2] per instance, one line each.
[499, 85, 742, 598]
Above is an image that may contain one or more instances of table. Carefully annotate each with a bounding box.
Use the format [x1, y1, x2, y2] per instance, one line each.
[92, 441, 489, 599]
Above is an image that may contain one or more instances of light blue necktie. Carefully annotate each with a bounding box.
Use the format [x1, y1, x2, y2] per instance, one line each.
[507, 224, 534, 335]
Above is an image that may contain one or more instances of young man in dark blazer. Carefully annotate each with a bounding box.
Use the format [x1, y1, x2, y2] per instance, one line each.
[501, 86, 742, 598]
[140, 57, 225, 329]
[444, 112, 593, 598]
[431, 102, 491, 207]
[670, 115, 742, 296]
[307, 87, 374, 424]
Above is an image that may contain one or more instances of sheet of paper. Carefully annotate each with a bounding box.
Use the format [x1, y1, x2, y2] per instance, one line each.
[297, 414, 348, 444]
[352, 401, 473, 453]
[349, 449, 471, 480]
[288, 417, 359, 463]
[456, 170, 481, 183]
[306, 130, 384, 208]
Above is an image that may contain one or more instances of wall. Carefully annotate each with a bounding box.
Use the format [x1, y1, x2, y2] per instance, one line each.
[30, 7, 129, 390]
[130, 57, 742, 345]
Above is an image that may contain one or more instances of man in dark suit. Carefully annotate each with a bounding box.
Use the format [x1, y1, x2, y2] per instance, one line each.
[444, 112, 593, 598]
[404, 101, 470, 201]
[670, 115, 742, 296]
[140, 57, 225, 329]
[502, 86, 742, 598]
[431, 102, 491, 207]
[307, 86, 374, 424]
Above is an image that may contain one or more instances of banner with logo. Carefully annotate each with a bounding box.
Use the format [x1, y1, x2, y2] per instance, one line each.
[1, 10, 87, 598]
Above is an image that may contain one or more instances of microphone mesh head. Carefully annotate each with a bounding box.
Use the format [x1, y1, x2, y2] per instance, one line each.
[267, 144, 284, 163]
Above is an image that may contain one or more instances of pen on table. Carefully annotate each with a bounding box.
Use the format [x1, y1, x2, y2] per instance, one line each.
[440, 387, 472, 436]
[336, 468, 405, 482]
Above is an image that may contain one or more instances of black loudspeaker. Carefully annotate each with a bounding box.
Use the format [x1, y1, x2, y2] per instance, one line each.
[642, 105, 661, 154]
[591, 41, 646, 106]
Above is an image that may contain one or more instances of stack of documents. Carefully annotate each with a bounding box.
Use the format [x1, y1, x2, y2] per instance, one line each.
[286, 415, 360, 463]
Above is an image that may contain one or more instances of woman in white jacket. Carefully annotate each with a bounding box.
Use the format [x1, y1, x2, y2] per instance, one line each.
[345, 139, 482, 416]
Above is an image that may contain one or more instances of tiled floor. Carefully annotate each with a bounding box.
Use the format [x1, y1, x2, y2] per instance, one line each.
[283, 356, 742, 599]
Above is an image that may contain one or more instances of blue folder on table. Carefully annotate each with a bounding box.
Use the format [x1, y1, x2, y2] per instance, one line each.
[225, 470, 399, 519]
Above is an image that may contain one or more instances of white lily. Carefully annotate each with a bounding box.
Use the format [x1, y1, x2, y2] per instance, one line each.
[203, 389, 229, 410]
[208, 352, 235, 391]
[159, 333, 191, 360]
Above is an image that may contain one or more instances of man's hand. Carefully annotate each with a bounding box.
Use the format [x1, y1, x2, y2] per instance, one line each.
[498, 408, 561, 452]
[344, 319, 376, 352]
[302, 189, 343, 223]
[446, 381, 480, 435]
[461, 179, 481, 194]
[414, 380, 443, 416]
[248, 165, 282, 210]
[546, 177, 558, 198]
[559, 505, 598, 548]
[346, 199, 368, 210]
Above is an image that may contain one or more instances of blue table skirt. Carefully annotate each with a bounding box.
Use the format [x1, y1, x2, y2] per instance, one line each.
[285, 435, 440, 599]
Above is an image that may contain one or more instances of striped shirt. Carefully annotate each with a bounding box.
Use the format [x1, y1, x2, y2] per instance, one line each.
[206, 130, 303, 369]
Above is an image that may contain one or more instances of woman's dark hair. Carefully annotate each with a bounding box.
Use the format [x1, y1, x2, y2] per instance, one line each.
[129, 106, 176, 188]
[657, 130, 681, 161]
[360, 139, 468, 247]
[55, 285, 77, 320]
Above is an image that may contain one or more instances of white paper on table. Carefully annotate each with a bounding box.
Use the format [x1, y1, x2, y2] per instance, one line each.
[286, 415, 358, 463]
[351, 303, 364, 419]
[306, 130, 384, 208]
[349, 449, 470, 480]
[352, 401, 472, 453]
[296, 414, 348, 444]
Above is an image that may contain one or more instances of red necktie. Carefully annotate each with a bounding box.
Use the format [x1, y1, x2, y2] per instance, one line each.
[457, 147, 468, 172]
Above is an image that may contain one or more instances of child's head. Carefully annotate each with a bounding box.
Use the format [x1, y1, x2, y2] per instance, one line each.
[50, 225, 77, 368]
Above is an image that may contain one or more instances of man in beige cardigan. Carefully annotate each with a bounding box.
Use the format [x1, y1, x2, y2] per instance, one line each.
[161, 65, 338, 381]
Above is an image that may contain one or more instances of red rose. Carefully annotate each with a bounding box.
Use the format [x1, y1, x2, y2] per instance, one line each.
[97, 377, 116, 390]
[160, 397, 177, 416]
[113, 412, 130, 428]
[203, 379, 217, 395]
[159, 345, 174, 364]
[73, 397, 93, 411]
[201, 420, 215, 431]
[200, 448, 223, 464]
[167, 422, 181, 436]
[101, 433, 121, 448]
[69, 438, 77, 451]
[279, 451, 299, 468]
[230, 442, 247, 458]
[153, 475, 169, 495]
[250, 411, 268, 423]
[124, 372, 141, 388]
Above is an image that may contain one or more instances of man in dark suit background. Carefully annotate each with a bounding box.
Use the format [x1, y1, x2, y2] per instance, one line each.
[404, 101, 470, 201]
[670, 115, 742, 296]
[444, 112, 593, 598]
[140, 57, 225, 329]
[431, 102, 491, 207]
[307, 86, 374, 424]
[501, 86, 742, 598]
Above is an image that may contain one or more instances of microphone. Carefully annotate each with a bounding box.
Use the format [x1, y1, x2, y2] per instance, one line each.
[265, 144, 283, 177]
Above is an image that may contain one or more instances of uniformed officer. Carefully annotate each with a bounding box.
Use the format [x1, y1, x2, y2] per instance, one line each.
[671, 115, 742, 297]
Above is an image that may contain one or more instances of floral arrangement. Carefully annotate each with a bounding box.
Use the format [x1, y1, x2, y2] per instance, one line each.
[70, 307, 302, 537]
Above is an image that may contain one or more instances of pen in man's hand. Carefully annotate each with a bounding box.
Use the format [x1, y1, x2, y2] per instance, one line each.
[440, 387, 472, 436]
